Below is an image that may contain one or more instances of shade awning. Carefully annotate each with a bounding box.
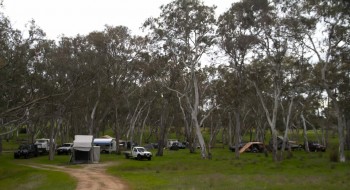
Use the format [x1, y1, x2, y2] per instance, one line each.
[73, 135, 93, 151]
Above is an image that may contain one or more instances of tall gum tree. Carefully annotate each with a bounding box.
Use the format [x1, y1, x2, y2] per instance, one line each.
[217, 0, 267, 159]
[293, 0, 350, 162]
[143, 0, 217, 159]
[246, 0, 298, 161]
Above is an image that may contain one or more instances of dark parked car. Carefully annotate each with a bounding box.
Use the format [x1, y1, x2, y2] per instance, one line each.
[304, 141, 326, 152]
[151, 143, 159, 149]
[269, 136, 302, 151]
[14, 144, 38, 159]
[169, 142, 180, 150]
[177, 142, 186, 149]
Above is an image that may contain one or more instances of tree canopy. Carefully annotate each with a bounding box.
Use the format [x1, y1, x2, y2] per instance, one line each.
[1, 0, 349, 162]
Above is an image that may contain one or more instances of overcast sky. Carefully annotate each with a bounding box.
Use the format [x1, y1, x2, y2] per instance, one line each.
[2, 0, 237, 40]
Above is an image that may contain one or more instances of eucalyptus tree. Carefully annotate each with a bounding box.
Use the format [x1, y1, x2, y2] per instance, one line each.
[217, 0, 266, 159]
[240, 0, 305, 161]
[59, 35, 102, 136]
[0, 14, 61, 155]
[200, 66, 223, 151]
[98, 26, 156, 153]
[0, 13, 28, 153]
[46, 36, 90, 146]
[28, 38, 56, 160]
[217, 0, 284, 161]
[0, 16, 72, 159]
[27, 29, 88, 160]
[140, 53, 179, 156]
[47, 35, 94, 136]
[83, 31, 109, 135]
[276, 51, 317, 155]
[0, 13, 25, 129]
[143, 0, 217, 159]
[289, 0, 350, 162]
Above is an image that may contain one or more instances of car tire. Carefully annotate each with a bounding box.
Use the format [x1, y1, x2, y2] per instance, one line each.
[148, 157, 151, 161]
[137, 154, 142, 160]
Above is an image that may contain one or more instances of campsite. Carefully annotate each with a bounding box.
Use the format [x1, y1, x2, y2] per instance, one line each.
[1, 131, 350, 190]
[1, 0, 350, 189]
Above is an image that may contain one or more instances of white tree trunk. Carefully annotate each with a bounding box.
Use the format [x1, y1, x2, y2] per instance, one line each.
[228, 112, 233, 148]
[89, 99, 100, 135]
[139, 104, 151, 146]
[253, 81, 280, 161]
[301, 112, 309, 152]
[281, 97, 294, 153]
[322, 63, 346, 162]
[192, 72, 207, 159]
[234, 110, 240, 159]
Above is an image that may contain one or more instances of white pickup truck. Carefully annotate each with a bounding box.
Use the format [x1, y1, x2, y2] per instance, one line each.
[123, 146, 152, 160]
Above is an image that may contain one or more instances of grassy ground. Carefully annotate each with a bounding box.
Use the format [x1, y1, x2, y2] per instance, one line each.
[0, 153, 77, 190]
[1, 132, 349, 190]
[107, 148, 350, 190]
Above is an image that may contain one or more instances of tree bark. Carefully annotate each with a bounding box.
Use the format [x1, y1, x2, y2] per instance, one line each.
[228, 112, 233, 148]
[281, 97, 294, 155]
[253, 81, 280, 162]
[89, 99, 100, 136]
[192, 73, 207, 159]
[177, 93, 195, 153]
[322, 65, 346, 162]
[49, 118, 57, 161]
[233, 110, 240, 159]
[113, 105, 121, 155]
[157, 100, 168, 156]
[209, 115, 220, 149]
[301, 112, 309, 152]
[96, 105, 112, 137]
[345, 118, 350, 150]
[139, 104, 151, 145]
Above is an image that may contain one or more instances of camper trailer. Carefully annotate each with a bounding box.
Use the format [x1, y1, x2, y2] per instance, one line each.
[93, 138, 116, 153]
[71, 135, 100, 164]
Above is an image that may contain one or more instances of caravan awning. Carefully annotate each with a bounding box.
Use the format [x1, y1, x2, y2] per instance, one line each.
[73, 135, 93, 151]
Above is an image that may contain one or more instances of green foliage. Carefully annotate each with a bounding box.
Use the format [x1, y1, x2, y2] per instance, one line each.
[1, 133, 30, 150]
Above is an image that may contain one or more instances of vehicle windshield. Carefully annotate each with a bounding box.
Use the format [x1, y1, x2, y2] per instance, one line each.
[62, 144, 72, 147]
[36, 140, 46, 143]
[137, 148, 145, 152]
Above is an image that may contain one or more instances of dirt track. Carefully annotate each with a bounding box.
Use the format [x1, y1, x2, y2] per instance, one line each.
[27, 163, 129, 190]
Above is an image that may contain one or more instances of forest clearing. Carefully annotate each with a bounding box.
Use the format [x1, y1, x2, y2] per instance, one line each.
[1, 0, 350, 189]
[1, 136, 350, 190]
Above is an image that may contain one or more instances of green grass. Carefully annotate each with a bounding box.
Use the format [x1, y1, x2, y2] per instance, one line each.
[1, 129, 350, 190]
[1, 146, 350, 190]
[0, 153, 77, 190]
[107, 148, 350, 190]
